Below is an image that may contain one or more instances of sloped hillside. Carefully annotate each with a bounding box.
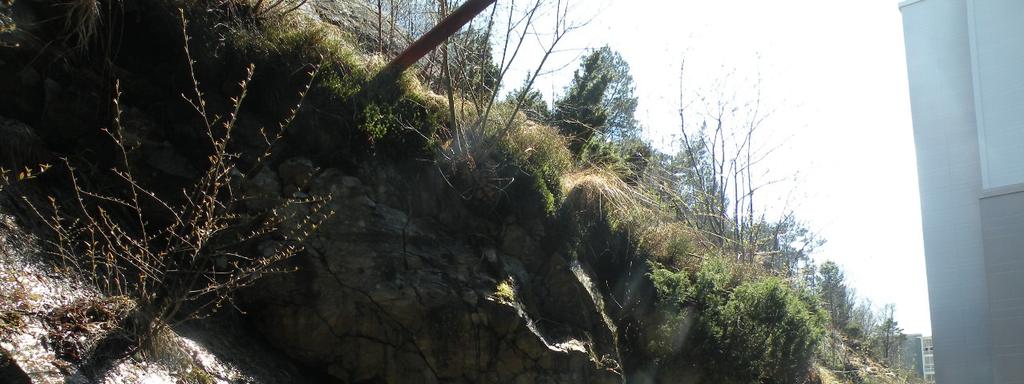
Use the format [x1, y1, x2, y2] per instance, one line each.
[1, 1, 844, 383]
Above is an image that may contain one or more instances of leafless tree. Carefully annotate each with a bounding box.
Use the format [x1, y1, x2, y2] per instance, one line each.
[673, 60, 819, 274]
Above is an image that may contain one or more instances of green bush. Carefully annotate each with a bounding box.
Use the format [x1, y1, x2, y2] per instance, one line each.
[649, 259, 827, 383]
[717, 278, 827, 382]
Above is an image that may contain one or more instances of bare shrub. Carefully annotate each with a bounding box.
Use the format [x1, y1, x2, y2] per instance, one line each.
[27, 11, 332, 347]
[0, 165, 50, 192]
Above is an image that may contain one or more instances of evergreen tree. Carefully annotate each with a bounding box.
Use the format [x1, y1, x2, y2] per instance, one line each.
[818, 261, 852, 330]
[597, 47, 640, 141]
[507, 75, 550, 123]
[876, 303, 904, 365]
[552, 45, 639, 153]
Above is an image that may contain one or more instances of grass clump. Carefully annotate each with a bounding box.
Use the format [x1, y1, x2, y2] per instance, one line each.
[436, 103, 572, 217]
[559, 166, 701, 263]
[44, 296, 135, 363]
[500, 120, 573, 215]
[220, 0, 307, 25]
[222, 10, 446, 162]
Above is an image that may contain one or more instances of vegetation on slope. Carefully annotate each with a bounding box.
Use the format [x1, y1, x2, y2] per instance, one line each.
[0, 0, 924, 382]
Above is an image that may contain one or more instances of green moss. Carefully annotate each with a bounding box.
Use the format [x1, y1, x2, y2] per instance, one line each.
[215, 11, 447, 162]
[361, 103, 392, 139]
[532, 171, 557, 216]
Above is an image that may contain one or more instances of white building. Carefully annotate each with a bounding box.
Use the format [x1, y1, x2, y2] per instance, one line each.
[900, 0, 1024, 383]
[923, 336, 935, 383]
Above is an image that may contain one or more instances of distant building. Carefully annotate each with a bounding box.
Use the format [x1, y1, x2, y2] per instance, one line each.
[902, 334, 924, 378]
[902, 334, 936, 383]
[923, 336, 935, 382]
[900, 0, 1024, 383]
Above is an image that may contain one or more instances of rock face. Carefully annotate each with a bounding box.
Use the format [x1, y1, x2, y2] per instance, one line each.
[0, 2, 636, 381]
[244, 161, 623, 383]
[0, 117, 49, 171]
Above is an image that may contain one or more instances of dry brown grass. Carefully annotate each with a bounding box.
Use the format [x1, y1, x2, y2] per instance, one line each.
[44, 296, 135, 362]
[561, 167, 711, 265]
[561, 168, 653, 220]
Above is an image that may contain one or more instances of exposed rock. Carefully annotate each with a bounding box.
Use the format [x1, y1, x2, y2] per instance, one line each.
[143, 141, 200, 180]
[309, 168, 360, 198]
[0, 348, 31, 384]
[242, 167, 282, 211]
[277, 157, 316, 191]
[0, 212, 315, 384]
[0, 116, 49, 171]
[244, 169, 624, 383]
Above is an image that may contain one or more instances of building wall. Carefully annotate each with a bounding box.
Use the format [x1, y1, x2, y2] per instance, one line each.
[967, 0, 1024, 188]
[980, 188, 1024, 383]
[969, 2, 1024, 381]
[903, 0, 1024, 383]
[900, 0, 994, 382]
[902, 334, 925, 378]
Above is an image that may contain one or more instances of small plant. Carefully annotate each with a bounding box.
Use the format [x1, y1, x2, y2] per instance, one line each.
[0, 164, 51, 192]
[494, 278, 516, 304]
[177, 365, 217, 384]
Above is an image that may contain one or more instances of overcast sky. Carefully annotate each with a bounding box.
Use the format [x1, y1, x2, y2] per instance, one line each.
[504, 0, 932, 335]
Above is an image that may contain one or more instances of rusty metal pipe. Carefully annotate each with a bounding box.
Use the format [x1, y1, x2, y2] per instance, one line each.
[381, 0, 496, 76]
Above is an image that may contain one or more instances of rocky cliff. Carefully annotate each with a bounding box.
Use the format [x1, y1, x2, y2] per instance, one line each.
[238, 158, 625, 383]
[0, 1, 644, 382]
[0, 1, 837, 383]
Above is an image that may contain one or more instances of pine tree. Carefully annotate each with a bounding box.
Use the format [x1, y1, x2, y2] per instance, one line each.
[552, 45, 638, 153]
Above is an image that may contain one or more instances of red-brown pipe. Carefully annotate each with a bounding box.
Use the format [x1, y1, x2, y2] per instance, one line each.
[382, 0, 496, 75]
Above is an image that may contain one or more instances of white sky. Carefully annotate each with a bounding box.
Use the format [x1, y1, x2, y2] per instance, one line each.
[503, 0, 931, 335]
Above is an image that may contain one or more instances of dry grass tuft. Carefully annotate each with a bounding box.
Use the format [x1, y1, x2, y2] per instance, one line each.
[561, 167, 655, 222]
[562, 167, 711, 265]
[59, 0, 101, 52]
[44, 296, 135, 362]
